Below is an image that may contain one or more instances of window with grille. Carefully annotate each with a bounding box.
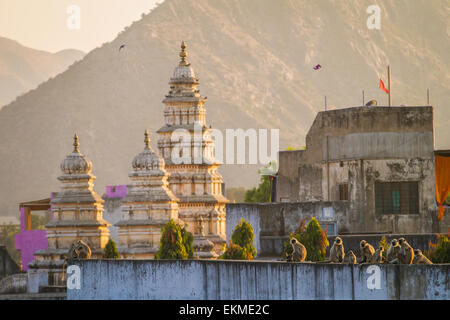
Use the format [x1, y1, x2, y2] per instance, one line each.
[375, 181, 419, 215]
[339, 183, 349, 201]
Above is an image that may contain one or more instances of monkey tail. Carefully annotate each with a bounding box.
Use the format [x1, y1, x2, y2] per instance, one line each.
[61, 259, 67, 281]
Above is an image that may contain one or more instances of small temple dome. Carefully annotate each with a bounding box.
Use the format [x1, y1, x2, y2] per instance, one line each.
[171, 41, 196, 80]
[60, 134, 92, 174]
[132, 130, 165, 171]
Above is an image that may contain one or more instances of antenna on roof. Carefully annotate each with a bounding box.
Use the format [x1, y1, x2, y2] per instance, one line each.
[362, 90, 365, 106]
[427, 88, 430, 105]
[324, 96, 327, 111]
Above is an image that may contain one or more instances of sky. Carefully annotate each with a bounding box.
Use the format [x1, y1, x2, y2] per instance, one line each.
[0, 0, 161, 53]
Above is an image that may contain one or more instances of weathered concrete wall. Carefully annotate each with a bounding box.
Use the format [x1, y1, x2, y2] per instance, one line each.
[0, 245, 20, 279]
[67, 260, 449, 300]
[321, 158, 447, 233]
[0, 273, 27, 294]
[324, 132, 433, 161]
[276, 150, 305, 202]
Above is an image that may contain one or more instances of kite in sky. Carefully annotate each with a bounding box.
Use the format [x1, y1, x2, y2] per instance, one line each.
[119, 44, 126, 51]
[313, 64, 322, 70]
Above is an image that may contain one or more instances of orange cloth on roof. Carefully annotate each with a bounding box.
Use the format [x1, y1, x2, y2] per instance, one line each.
[435, 155, 450, 221]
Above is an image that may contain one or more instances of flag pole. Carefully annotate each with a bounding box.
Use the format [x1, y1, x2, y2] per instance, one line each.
[362, 90, 365, 106]
[388, 65, 391, 106]
[427, 88, 430, 105]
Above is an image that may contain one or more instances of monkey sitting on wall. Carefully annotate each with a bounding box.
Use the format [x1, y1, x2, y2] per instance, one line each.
[347, 250, 357, 264]
[290, 238, 307, 262]
[359, 240, 375, 264]
[412, 249, 433, 264]
[386, 239, 401, 263]
[62, 240, 92, 281]
[371, 246, 384, 264]
[330, 237, 345, 263]
[390, 238, 414, 264]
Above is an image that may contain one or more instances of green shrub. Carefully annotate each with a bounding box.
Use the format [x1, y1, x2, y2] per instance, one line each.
[244, 176, 271, 203]
[231, 218, 257, 259]
[104, 238, 120, 259]
[282, 217, 329, 262]
[219, 241, 252, 260]
[425, 235, 450, 263]
[155, 219, 188, 260]
[378, 236, 389, 260]
[181, 226, 194, 259]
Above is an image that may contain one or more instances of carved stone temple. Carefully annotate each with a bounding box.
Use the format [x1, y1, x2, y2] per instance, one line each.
[156, 41, 228, 254]
[29, 134, 110, 284]
[115, 130, 180, 259]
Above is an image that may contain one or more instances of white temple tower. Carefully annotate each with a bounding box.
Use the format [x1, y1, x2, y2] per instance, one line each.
[116, 130, 180, 259]
[157, 41, 228, 253]
[30, 134, 110, 284]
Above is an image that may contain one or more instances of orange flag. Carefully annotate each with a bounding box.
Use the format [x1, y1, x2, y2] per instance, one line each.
[379, 79, 389, 94]
[435, 155, 450, 221]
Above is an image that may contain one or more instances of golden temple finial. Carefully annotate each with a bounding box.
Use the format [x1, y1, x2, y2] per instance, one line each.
[144, 129, 150, 149]
[179, 40, 189, 66]
[73, 133, 80, 153]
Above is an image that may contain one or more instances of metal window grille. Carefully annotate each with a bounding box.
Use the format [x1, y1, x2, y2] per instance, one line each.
[375, 181, 419, 215]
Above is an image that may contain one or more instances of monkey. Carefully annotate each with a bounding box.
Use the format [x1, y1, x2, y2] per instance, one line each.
[399, 238, 414, 264]
[371, 246, 384, 264]
[386, 239, 401, 263]
[347, 250, 357, 264]
[329, 237, 345, 263]
[68, 240, 92, 259]
[390, 238, 414, 264]
[290, 238, 307, 262]
[359, 240, 375, 264]
[62, 240, 92, 281]
[412, 249, 433, 265]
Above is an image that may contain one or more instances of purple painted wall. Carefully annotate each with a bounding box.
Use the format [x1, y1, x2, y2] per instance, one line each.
[14, 194, 54, 271]
[105, 185, 127, 198]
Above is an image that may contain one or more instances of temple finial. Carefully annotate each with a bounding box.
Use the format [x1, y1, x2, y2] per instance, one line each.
[73, 133, 80, 153]
[144, 129, 150, 149]
[179, 41, 189, 66]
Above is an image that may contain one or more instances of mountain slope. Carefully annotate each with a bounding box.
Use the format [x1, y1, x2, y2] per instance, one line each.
[0, 0, 449, 218]
[0, 37, 85, 107]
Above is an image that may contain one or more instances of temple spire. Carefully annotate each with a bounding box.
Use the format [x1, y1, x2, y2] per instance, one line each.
[73, 133, 80, 153]
[144, 129, 150, 149]
[179, 41, 190, 66]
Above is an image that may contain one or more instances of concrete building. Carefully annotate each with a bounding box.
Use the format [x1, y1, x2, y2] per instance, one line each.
[276, 106, 450, 234]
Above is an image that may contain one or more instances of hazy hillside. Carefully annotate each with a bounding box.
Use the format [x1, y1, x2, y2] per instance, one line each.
[0, 0, 449, 218]
[0, 37, 85, 107]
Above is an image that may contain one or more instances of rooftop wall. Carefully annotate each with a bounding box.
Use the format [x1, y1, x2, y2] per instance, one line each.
[66, 259, 449, 300]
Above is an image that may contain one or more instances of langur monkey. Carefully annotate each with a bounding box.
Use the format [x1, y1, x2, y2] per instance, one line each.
[386, 239, 401, 263]
[371, 246, 384, 263]
[290, 238, 307, 262]
[347, 250, 357, 264]
[390, 238, 414, 264]
[329, 237, 345, 263]
[398, 238, 414, 264]
[412, 249, 433, 264]
[62, 240, 92, 281]
[359, 240, 375, 263]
